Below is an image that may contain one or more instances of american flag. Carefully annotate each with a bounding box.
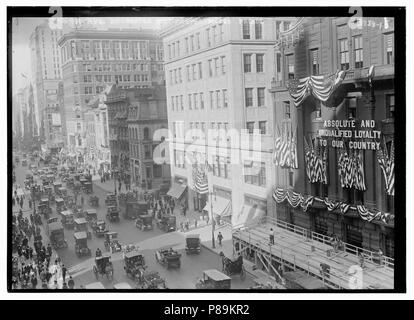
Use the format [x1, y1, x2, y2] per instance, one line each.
[192, 160, 209, 195]
[338, 148, 366, 191]
[377, 140, 394, 196]
[304, 137, 328, 184]
[273, 123, 298, 169]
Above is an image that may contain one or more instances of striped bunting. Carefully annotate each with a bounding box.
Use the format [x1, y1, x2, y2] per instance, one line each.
[304, 137, 328, 184]
[192, 161, 209, 195]
[273, 123, 298, 169]
[337, 149, 366, 191]
[377, 140, 395, 196]
[287, 70, 347, 107]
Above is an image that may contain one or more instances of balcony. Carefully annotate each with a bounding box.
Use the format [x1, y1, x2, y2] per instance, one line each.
[343, 65, 394, 83]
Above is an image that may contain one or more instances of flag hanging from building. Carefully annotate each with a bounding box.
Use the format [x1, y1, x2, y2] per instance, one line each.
[377, 140, 395, 196]
[337, 148, 366, 191]
[273, 123, 298, 169]
[304, 136, 328, 184]
[287, 70, 347, 107]
[192, 160, 209, 195]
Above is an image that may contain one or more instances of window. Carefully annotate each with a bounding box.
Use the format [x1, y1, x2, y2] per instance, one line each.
[315, 102, 322, 119]
[339, 39, 349, 70]
[246, 122, 255, 134]
[222, 89, 228, 108]
[255, 20, 263, 39]
[144, 144, 151, 159]
[188, 94, 192, 110]
[176, 40, 180, 56]
[284, 101, 291, 119]
[200, 93, 204, 109]
[178, 68, 182, 83]
[180, 95, 184, 110]
[84, 86, 92, 94]
[244, 161, 266, 186]
[194, 93, 198, 109]
[96, 86, 104, 93]
[196, 33, 200, 49]
[208, 60, 213, 77]
[346, 97, 357, 119]
[283, 21, 290, 31]
[257, 88, 265, 107]
[143, 127, 150, 140]
[286, 54, 295, 79]
[310, 48, 319, 75]
[153, 164, 162, 178]
[214, 58, 219, 76]
[210, 91, 214, 109]
[216, 90, 221, 108]
[198, 62, 202, 79]
[259, 121, 266, 134]
[386, 94, 395, 119]
[219, 23, 224, 42]
[353, 35, 363, 68]
[185, 37, 189, 54]
[245, 88, 253, 107]
[190, 35, 194, 51]
[220, 56, 226, 74]
[171, 96, 175, 111]
[206, 28, 211, 47]
[384, 33, 394, 64]
[256, 54, 264, 73]
[186, 65, 191, 81]
[242, 20, 250, 39]
[192, 64, 197, 80]
[243, 54, 252, 73]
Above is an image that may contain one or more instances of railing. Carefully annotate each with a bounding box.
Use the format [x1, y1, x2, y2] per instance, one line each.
[262, 216, 394, 270]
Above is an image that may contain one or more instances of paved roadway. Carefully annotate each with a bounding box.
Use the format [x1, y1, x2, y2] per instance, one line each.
[13, 159, 255, 289]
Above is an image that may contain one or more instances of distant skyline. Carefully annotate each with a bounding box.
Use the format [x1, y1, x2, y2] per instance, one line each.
[11, 17, 174, 94]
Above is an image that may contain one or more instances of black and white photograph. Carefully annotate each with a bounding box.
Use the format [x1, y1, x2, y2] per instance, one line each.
[6, 5, 405, 294]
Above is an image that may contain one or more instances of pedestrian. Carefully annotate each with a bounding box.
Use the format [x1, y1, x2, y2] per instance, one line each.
[217, 231, 223, 246]
[31, 275, 37, 289]
[62, 282, 68, 289]
[359, 252, 365, 268]
[269, 228, 275, 245]
[194, 219, 198, 229]
[62, 264, 67, 282]
[29, 199, 32, 209]
[68, 276, 75, 289]
[81, 196, 84, 207]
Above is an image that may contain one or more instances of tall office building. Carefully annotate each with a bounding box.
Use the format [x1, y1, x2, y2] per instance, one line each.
[29, 22, 64, 152]
[57, 28, 164, 154]
[161, 17, 295, 227]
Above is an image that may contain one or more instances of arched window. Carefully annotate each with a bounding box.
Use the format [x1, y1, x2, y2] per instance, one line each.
[144, 127, 150, 140]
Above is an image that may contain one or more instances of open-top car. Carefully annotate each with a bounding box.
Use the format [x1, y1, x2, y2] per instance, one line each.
[195, 269, 231, 289]
[74, 231, 92, 257]
[138, 270, 167, 289]
[104, 231, 122, 253]
[105, 194, 117, 207]
[185, 234, 201, 254]
[156, 214, 176, 232]
[124, 251, 146, 280]
[135, 214, 153, 231]
[155, 247, 181, 269]
[92, 220, 108, 237]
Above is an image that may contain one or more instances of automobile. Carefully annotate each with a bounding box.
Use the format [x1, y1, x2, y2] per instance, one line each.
[104, 231, 122, 253]
[39, 197, 49, 207]
[138, 270, 167, 289]
[82, 182, 93, 194]
[74, 231, 92, 258]
[195, 269, 231, 289]
[106, 206, 120, 222]
[37, 203, 51, 219]
[185, 234, 201, 254]
[135, 214, 153, 231]
[92, 253, 113, 281]
[156, 214, 176, 232]
[124, 251, 146, 280]
[124, 200, 148, 220]
[85, 209, 98, 223]
[74, 218, 92, 239]
[154, 248, 181, 269]
[88, 195, 99, 207]
[105, 194, 117, 207]
[60, 210, 75, 229]
[92, 220, 108, 237]
[55, 198, 66, 214]
[48, 222, 68, 250]
[66, 177, 75, 189]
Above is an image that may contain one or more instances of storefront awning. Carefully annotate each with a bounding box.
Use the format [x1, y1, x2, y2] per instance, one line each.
[203, 196, 231, 217]
[167, 183, 187, 199]
[232, 205, 265, 229]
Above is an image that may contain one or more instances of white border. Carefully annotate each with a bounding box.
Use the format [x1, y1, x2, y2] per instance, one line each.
[1, 0, 412, 300]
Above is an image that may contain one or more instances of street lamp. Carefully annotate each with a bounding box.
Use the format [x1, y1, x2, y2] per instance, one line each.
[210, 190, 216, 249]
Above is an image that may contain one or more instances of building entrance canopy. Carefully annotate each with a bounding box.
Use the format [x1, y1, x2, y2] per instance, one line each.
[167, 183, 187, 199]
[202, 196, 231, 218]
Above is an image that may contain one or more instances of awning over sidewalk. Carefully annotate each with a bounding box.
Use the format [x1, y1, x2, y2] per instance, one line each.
[232, 205, 265, 229]
[203, 196, 231, 217]
[167, 183, 187, 199]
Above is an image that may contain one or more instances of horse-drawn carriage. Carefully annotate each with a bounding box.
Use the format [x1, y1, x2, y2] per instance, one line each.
[135, 214, 153, 230]
[106, 206, 120, 222]
[60, 210, 75, 229]
[74, 231, 92, 257]
[219, 252, 246, 280]
[195, 269, 231, 289]
[93, 253, 113, 280]
[88, 195, 99, 207]
[92, 220, 108, 237]
[104, 231, 122, 253]
[124, 251, 146, 280]
[185, 234, 201, 254]
[155, 248, 181, 269]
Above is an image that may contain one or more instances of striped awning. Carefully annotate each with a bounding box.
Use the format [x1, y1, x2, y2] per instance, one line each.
[167, 183, 187, 199]
[203, 196, 231, 217]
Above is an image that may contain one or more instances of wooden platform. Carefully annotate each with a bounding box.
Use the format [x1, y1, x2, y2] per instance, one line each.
[233, 222, 394, 289]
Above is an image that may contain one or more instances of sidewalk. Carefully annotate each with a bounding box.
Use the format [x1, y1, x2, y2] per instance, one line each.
[180, 222, 284, 289]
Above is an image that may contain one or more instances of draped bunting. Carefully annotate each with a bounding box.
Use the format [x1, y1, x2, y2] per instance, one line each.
[192, 161, 209, 195]
[337, 149, 366, 191]
[286, 70, 347, 107]
[377, 140, 395, 196]
[273, 123, 298, 169]
[304, 137, 328, 184]
[273, 187, 394, 224]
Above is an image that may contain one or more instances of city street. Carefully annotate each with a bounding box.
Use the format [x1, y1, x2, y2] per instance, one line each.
[13, 160, 255, 289]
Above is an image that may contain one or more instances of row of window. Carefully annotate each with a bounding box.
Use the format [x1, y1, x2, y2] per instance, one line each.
[170, 89, 229, 112]
[81, 63, 150, 73]
[167, 22, 225, 60]
[242, 19, 264, 40]
[246, 121, 267, 135]
[212, 156, 231, 179]
[243, 160, 266, 186]
[243, 53, 265, 73]
[245, 87, 266, 107]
